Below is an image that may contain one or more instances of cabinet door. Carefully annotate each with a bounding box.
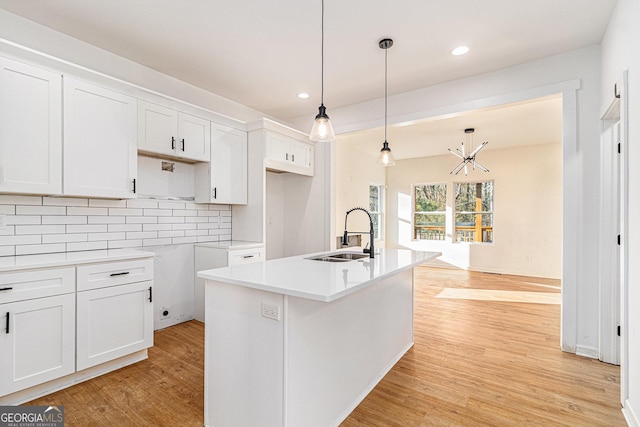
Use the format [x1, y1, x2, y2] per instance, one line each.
[137, 101, 178, 157]
[76, 281, 153, 370]
[206, 124, 247, 204]
[178, 112, 211, 162]
[0, 57, 62, 195]
[289, 139, 312, 169]
[63, 78, 137, 198]
[265, 132, 291, 164]
[0, 293, 75, 396]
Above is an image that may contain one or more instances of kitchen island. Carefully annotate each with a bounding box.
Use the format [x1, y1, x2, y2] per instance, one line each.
[197, 248, 440, 427]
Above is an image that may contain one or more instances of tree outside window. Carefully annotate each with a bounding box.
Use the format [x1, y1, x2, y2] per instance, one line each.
[454, 181, 494, 243]
[413, 184, 447, 240]
[369, 185, 384, 240]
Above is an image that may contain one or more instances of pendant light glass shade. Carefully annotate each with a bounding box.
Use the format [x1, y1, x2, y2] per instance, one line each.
[310, 104, 335, 142]
[377, 38, 395, 167]
[309, 0, 336, 142]
[377, 141, 396, 166]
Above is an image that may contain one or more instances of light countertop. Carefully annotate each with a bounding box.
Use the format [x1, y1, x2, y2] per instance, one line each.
[0, 248, 155, 272]
[197, 248, 440, 302]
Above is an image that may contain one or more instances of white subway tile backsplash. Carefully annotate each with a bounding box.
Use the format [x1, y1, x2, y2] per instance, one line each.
[0, 195, 42, 205]
[42, 234, 88, 244]
[89, 216, 126, 224]
[67, 224, 108, 233]
[16, 225, 65, 235]
[66, 241, 108, 252]
[108, 208, 143, 216]
[108, 224, 143, 232]
[89, 199, 127, 208]
[43, 197, 88, 207]
[126, 199, 158, 209]
[108, 239, 143, 249]
[67, 206, 109, 216]
[126, 216, 158, 224]
[16, 205, 66, 216]
[42, 216, 88, 225]
[0, 235, 41, 246]
[143, 223, 173, 231]
[0, 205, 15, 214]
[143, 208, 172, 217]
[126, 231, 158, 239]
[88, 232, 126, 241]
[5, 216, 40, 225]
[16, 243, 65, 255]
[0, 197, 232, 256]
[142, 238, 172, 247]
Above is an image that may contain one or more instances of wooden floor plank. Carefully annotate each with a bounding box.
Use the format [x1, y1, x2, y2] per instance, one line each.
[24, 267, 624, 426]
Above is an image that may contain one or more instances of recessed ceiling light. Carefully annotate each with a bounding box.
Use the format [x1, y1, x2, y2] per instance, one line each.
[451, 46, 469, 56]
[297, 92, 310, 99]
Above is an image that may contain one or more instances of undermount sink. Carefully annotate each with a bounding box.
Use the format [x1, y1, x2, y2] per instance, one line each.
[306, 252, 369, 262]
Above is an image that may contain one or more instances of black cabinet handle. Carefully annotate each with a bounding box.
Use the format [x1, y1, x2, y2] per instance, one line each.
[286, 153, 289, 161]
[132, 178, 136, 194]
[110, 271, 130, 277]
[5, 312, 9, 334]
[148, 286, 153, 302]
[292, 154, 295, 162]
[243, 255, 254, 259]
[171, 136, 176, 150]
[0, 287, 12, 292]
[181, 138, 185, 151]
[212, 187, 217, 199]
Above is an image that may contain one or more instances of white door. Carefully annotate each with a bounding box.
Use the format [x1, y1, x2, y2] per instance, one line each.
[289, 139, 311, 169]
[210, 124, 247, 204]
[137, 100, 178, 157]
[63, 77, 137, 199]
[0, 293, 75, 396]
[266, 132, 291, 164]
[178, 112, 210, 162]
[0, 57, 62, 195]
[76, 281, 153, 371]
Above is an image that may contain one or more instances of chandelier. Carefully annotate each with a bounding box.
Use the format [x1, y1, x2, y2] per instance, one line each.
[448, 128, 489, 175]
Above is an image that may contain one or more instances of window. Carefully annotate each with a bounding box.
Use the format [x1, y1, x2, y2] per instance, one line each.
[454, 181, 494, 243]
[413, 184, 447, 240]
[369, 184, 384, 240]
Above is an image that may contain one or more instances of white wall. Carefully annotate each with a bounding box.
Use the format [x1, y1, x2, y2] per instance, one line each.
[312, 46, 602, 356]
[601, 0, 640, 423]
[386, 143, 562, 279]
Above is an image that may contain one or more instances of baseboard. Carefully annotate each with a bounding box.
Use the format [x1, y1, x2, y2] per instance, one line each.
[0, 350, 148, 405]
[330, 341, 414, 427]
[575, 345, 599, 359]
[623, 399, 640, 427]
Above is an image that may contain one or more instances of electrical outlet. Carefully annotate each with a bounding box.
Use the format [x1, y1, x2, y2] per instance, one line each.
[261, 302, 280, 321]
[161, 306, 171, 319]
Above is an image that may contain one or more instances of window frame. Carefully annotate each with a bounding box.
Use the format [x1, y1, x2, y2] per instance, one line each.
[453, 180, 494, 244]
[369, 183, 385, 241]
[412, 182, 448, 241]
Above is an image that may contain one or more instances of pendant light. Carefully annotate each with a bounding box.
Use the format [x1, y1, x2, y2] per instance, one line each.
[448, 128, 490, 175]
[309, 0, 336, 142]
[376, 38, 395, 166]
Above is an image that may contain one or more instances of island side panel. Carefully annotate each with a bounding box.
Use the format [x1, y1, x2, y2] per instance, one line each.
[285, 269, 414, 427]
[204, 280, 285, 427]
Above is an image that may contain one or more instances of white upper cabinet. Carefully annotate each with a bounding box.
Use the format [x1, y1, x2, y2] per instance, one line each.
[63, 77, 137, 199]
[265, 131, 314, 176]
[195, 124, 247, 204]
[138, 100, 211, 162]
[0, 57, 62, 195]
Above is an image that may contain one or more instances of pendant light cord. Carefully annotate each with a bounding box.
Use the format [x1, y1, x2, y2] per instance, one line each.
[321, 0, 325, 106]
[384, 45, 388, 142]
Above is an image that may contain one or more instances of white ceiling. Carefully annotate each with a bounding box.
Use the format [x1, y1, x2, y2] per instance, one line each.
[0, 0, 615, 123]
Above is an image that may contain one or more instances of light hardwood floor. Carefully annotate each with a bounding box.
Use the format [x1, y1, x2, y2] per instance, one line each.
[27, 267, 624, 426]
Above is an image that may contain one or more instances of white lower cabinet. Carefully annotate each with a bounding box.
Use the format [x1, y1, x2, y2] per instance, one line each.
[0, 293, 75, 396]
[76, 280, 153, 370]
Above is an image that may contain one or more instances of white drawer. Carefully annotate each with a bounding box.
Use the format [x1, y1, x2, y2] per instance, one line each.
[227, 247, 265, 266]
[0, 267, 75, 304]
[77, 258, 154, 291]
